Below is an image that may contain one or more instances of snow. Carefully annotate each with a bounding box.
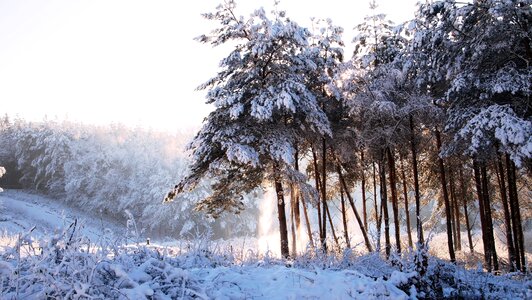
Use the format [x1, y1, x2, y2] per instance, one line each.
[0, 190, 125, 244]
[1, 190, 531, 299]
[196, 266, 409, 299]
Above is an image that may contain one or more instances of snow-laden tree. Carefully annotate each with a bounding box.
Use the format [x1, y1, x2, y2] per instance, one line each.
[11, 120, 69, 193]
[299, 17, 345, 251]
[410, 0, 531, 272]
[410, 0, 531, 164]
[165, 1, 331, 258]
[352, 0, 403, 70]
[337, 1, 417, 257]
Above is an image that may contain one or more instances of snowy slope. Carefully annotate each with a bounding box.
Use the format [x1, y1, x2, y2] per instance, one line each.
[0, 189, 125, 241]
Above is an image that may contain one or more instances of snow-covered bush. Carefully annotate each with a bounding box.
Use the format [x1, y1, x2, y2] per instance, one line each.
[0, 226, 532, 299]
[0, 223, 209, 299]
[2, 228, 530, 299]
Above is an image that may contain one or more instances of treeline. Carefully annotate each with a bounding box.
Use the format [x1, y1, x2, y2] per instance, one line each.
[0, 117, 258, 238]
[166, 0, 531, 273]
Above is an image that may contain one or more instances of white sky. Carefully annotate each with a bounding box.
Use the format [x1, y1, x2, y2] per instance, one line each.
[0, 0, 418, 132]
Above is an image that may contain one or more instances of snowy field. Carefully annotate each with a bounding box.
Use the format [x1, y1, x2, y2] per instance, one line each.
[1, 190, 531, 299]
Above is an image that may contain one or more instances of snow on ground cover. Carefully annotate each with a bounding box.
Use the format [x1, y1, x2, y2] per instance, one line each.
[1, 230, 530, 299]
[0, 190, 531, 299]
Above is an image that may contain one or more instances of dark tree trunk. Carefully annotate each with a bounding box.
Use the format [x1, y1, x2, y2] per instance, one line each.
[373, 161, 382, 252]
[449, 183, 457, 252]
[361, 150, 368, 230]
[294, 147, 301, 234]
[449, 168, 461, 251]
[409, 116, 427, 276]
[435, 129, 455, 262]
[338, 165, 373, 252]
[473, 160, 492, 271]
[300, 194, 314, 250]
[496, 155, 516, 271]
[274, 173, 289, 258]
[506, 154, 525, 272]
[400, 156, 413, 249]
[459, 167, 474, 253]
[386, 147, 401, 254]
[312, 148, 323, 246]
[340, 187, 350, 248]
[290, 196, 297, 257]
[480, 163, 499, 271]
[379, 154, 391, 258]
[321, 138, 328, 251]
[409, 116, 424, 247]
[290, 148, 301, 256]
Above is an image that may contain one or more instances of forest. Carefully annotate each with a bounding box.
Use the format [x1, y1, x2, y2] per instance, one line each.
[164, 0, 531, 273]
[0, 0, 531, 298]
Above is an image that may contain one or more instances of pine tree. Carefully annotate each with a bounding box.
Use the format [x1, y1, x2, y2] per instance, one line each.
[339, 1, 409, 257]
[165, 2, 331, 258]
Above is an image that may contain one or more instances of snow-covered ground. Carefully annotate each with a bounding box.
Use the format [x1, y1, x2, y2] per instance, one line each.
[1, 190, 531, 299]
[0, 190, 127, 244]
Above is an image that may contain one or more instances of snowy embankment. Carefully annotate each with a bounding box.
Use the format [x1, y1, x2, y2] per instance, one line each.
[1, 190, 531, 299]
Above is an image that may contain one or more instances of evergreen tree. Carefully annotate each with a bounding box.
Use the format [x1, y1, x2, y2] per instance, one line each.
[165, 1, 331, 258]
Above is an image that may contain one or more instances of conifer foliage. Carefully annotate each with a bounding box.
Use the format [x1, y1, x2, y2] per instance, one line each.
[165, 1, 333, 257]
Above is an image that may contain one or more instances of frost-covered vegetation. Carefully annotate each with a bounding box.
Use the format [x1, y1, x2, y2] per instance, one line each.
[0, 117, 258, 238]
[0, 222, 530, 299]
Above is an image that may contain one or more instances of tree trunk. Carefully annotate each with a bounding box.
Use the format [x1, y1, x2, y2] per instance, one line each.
[290, 148, 301, 256]
[435, 130, 455, 262]
[496, 155, 516, 271]
[400, 156, 413, 249]
[473, 160, 492, 271]
[449, 168, 461, 251]
[481, 163, 499, 271]
[340, 187, 350, 248]
[449, 183, 458, 253]
[410, 116, 427, 276]
[321, 138, 328, 251]
[458, 167, 474, 253]
[290, 193, 297, 257]
[373, 161, 381, 252]
[312, 148, 323, 246]
[409, 116, 424, 247]
[337, 164, 373, 252]
[361, 150, 368, 231]
[506, 154, 525, 272]
[294, 147, 301, 236]
[386, 147, 401, 254]
[379, 154, 391, 258]
[300, 193, 314, 250]
[274, 172, 289, 258]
